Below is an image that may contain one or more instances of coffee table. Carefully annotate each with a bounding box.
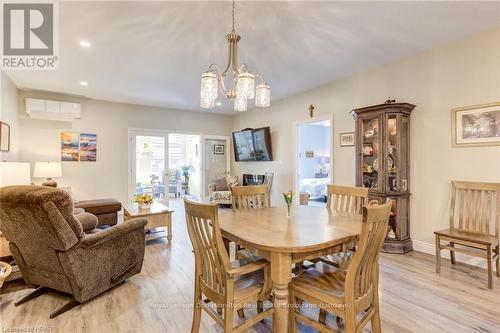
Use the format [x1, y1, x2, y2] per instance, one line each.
[123, 202, 174, 241]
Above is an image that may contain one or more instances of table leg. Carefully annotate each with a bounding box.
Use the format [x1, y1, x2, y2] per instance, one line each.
[166, 214, 172, 242]
[271, 252, 292, 333]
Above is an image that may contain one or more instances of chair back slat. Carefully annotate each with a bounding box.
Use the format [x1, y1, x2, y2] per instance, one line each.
[326, 185, 369, 214]
[345, 202, 391, 301]
[184, 199, 231, 295]
[450, 181, 500, 237]
[231, 185, 269, 211]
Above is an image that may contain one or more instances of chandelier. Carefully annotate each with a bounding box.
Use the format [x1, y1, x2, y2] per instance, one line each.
[200, 0, 270, 112]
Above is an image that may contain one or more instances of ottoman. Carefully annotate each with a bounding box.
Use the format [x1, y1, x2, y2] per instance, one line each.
[74, 198, 122, 226]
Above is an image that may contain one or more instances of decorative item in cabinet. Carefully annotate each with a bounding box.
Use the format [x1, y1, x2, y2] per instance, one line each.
[351, 101, 415, 253]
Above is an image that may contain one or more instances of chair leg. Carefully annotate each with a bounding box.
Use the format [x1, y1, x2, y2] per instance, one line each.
[318, 309, 327, 324]
[495, 245, 500, 278]
[450, 242, 456, 264]
[345, 307, 357, 333]
[224, 305, 234, 333]
[15, 286, 49, 306]
[257, 300, 263, 314]
[435, 235, 441, 273]
[486, 246, 493, 289]
[191, 282, 202, 333]
[370, 308, 382, 333]
[49, 299, 81, 319]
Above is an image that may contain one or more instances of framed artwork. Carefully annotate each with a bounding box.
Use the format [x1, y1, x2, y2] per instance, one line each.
[0, 121, 10, 152]
[79, 133, 97, 161]
[213, 144, 225, 155]
[305, 150, 314, 158]
[61, 132, 79, 161]
[340, 131, 355, 147]
[451, 102, 500, 147]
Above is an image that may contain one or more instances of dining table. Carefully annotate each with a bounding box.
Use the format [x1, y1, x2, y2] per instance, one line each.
[218, 205, 362, 333]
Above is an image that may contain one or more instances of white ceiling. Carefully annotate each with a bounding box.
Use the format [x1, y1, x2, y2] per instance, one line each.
[5, 1, 500, 114]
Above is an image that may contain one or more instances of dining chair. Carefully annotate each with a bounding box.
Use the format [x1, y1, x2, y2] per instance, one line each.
[326, 184, 369, 214]
[434, 181, 499, 289]
[318, 185, 369, 269]
[231, 185, 269, 211]
[230, 184, 269, 258]
[184, 199, 274, 333]
[289, 201, 391, 333]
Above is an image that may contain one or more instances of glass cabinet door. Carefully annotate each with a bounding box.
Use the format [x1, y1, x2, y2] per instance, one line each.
[360, 116, 382, 192]
[385, 114, 409, 193]
[386, 114, 398, 192]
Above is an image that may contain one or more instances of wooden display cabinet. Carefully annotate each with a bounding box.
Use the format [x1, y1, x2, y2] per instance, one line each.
[351, 102, 415, 253]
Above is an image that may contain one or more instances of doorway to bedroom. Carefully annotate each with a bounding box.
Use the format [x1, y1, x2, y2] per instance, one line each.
[295, 118, 332, 207]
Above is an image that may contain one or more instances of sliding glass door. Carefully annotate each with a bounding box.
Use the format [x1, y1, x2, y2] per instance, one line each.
[130, 131, 169, 205]
[129, 130, 203, 205]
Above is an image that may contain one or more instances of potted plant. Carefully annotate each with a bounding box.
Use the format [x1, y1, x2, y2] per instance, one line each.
[181, 165, 194, 187]
[134, 194, 153, 209]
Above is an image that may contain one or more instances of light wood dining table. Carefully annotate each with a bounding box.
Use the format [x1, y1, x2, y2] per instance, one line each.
[218, 205, 362, 333]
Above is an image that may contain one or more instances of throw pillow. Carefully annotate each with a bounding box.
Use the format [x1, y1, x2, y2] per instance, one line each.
[215, 178, 229, 191]
[225, 174, 239, 187]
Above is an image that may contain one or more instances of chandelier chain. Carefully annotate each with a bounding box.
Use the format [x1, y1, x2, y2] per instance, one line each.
[232, 0, 235, 32]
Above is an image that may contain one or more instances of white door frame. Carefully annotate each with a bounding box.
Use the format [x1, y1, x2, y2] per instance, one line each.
[293, 114, 334, 204]
[202, 135, 231, 196]
[128, 128, 170, 205]
[128, 127, 210, 202]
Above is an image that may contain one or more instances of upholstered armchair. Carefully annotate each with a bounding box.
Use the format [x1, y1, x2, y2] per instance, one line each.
[0, 186, 147, 318]
[208, 174, 239, 205]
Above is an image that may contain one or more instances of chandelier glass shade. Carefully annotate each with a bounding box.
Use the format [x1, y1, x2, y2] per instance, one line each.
[200, 0, 270, 112]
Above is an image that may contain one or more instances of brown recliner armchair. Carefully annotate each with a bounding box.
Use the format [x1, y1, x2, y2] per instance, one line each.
[0, 185, 147, 318]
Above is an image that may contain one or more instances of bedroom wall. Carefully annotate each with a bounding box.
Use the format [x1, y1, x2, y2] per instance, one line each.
[231, 27, 500, 259]
[298, 124, 330, 179]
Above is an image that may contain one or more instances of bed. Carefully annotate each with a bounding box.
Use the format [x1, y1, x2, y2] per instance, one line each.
[299, 177, 330, 199]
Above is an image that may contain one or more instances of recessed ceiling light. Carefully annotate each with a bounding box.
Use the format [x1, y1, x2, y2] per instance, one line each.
[80, 81, 88, 87]
[79, 40, 91, 48]
[216, 101, 222, 106]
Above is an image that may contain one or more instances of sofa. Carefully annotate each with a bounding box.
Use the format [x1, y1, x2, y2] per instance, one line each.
[0, 185, 147, 318]
[208, 174, 239, 205]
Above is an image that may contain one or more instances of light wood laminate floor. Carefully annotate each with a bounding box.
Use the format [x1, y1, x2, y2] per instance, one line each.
[1, 199, 499, 333]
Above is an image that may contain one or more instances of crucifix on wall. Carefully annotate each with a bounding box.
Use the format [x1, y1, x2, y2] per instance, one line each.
[309, 104, 315, 118]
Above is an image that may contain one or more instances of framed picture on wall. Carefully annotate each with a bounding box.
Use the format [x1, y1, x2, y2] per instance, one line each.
[0, 121, 10, 152]
[214, 144, 225, 155]
[340, 131, 355, 147]
[451, 102, 500, 147]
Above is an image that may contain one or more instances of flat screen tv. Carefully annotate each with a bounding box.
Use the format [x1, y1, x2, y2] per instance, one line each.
[233, 127, 273, 161]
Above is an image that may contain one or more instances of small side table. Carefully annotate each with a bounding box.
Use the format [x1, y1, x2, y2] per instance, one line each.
[123, 202, 174, 241]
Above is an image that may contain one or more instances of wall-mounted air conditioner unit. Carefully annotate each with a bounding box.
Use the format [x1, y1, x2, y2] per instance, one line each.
[26, 98, 82, 121]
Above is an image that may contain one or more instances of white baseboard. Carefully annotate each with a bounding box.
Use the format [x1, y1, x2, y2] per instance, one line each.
[412, 240, 487, 269]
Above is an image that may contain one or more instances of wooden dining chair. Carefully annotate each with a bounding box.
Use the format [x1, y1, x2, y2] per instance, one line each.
[184, 199, 274, 333]
[230, 185, 269, 270]
[289, 202, 392, 333]
[318, 185, 369, 269]
[231, 185, 269, 211]
[434, 181, 500, 289]
[326, 184, 369, 214]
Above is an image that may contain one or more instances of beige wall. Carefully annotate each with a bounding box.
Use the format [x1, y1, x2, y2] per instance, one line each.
[2, 27, 499, 258]
[232, 27, 500, 249]
[0, 71, 20, 161]
[16, 92, 233, 203]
